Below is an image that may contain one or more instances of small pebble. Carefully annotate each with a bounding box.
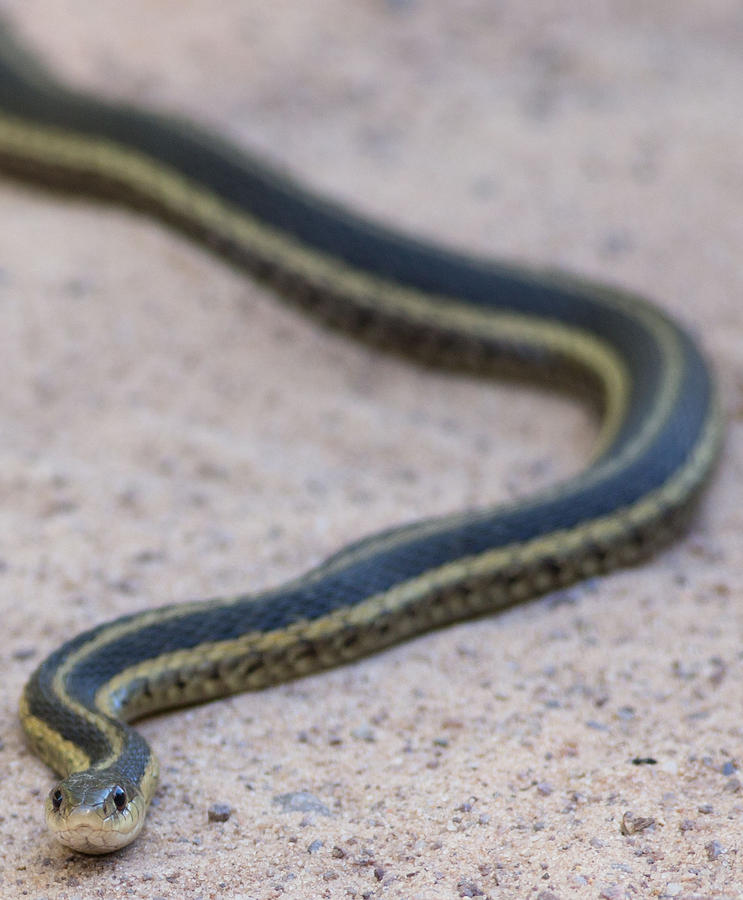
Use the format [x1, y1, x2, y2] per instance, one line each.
[307, 839, 324, 854]
[207, 803, 232, 823]
[698, 803, 714, 814]
[351, 724, 376, 742]
[620, 811, 655, 835]
[457, 880, 484, 897]
[706, 839, 724, 860]
[273, 791, 331, 816]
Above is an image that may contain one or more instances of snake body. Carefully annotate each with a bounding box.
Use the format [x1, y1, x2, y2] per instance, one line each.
[1, 25, 721, 853]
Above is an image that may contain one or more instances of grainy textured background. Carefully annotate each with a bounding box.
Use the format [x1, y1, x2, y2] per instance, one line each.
[1, 2, 742, 898]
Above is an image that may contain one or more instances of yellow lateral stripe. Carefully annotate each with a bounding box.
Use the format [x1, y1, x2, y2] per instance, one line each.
[19, 693, 90, 775]
[95, 397, 720, 719]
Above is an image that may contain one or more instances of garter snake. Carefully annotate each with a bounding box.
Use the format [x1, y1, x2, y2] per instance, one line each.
[0, 24, 721, 854]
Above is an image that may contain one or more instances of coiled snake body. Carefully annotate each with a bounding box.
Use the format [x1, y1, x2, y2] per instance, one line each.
[0, 25, 721, 852]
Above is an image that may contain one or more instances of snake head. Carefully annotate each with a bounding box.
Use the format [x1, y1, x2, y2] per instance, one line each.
[44, 771, 146, 854]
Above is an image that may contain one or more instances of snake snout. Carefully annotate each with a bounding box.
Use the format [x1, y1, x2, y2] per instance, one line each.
[44, 772, 145, 854]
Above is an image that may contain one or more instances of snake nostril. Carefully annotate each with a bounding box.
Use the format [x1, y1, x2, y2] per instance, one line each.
[51, 788, 63, 812]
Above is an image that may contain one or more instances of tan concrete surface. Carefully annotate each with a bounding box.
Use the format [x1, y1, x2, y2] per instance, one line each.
[0, 2, 742, 898]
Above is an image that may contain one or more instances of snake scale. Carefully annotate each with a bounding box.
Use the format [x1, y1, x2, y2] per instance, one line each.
[0, 24, 721, 852]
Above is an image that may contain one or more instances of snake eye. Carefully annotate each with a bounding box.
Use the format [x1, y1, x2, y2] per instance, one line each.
[112, 786, 127, 812]
[51, 788, 63, 811]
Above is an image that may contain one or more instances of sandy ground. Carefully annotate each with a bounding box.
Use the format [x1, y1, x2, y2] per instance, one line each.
[1, 2, 742, 898]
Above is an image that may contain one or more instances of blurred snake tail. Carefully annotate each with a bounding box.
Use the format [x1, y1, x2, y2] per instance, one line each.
[0, 25, 721, 853]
